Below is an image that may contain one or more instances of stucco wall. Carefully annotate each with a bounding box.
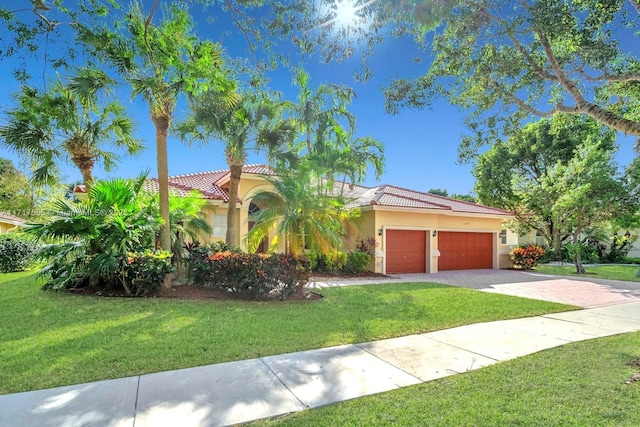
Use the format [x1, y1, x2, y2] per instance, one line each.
[361, 207, 511, 273]
[193, 174, 514, 272]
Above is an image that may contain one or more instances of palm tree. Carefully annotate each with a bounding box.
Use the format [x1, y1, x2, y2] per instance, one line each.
[0, 75, 141, 188]
[75, 0, 237, 257]
[285, 67, 385, 193]
[247, 165, 357, 257]
[178, 91, 295, 246]
[287, 68, 356, 154]
[27, 174, 159, 294]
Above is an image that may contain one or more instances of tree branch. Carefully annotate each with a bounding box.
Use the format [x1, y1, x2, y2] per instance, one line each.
[490, 13, 558, 82]
[577, 67, 640, 83]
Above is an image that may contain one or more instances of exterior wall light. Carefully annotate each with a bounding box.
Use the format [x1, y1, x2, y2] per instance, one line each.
[378, 228, 383, 236]
[432, 230, 437, 237]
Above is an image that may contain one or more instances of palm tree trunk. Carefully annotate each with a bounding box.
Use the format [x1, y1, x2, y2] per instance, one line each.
[152, 113, 173, 289]
[226, 163, 243, 247]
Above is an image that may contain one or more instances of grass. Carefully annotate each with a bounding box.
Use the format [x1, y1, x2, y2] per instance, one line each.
[259, 332, 640, 426]
[0, 272, 573, 395]
[536, 264, 640, 282]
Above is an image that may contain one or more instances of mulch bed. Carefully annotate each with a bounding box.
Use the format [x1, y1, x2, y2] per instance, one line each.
[67, 272, 391, 301]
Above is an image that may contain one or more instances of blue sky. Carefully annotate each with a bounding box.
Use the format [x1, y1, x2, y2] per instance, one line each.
[0, 1, 636, 196]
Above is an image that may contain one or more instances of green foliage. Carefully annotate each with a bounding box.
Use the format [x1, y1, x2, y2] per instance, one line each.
[247, 165, 357, 257]
[355, 236, 378, 256]
[509, 244, 545, 270]
[0, 233, 37, 273]
[195, 251, 310, 300]
[28, 175, 162, 294]
[343, 252, 371, 274]
[177, 90, 294, 246]
[185, 240, 242, 283]
[474, 116, 620, 251]
[379, 0, 640, 148]
[0, 73, 142, 186]
[0, 158, 35, 216]
[307, 249, 371, 274]
[124, 250, 174, 296]
[311, 250, 348, 273]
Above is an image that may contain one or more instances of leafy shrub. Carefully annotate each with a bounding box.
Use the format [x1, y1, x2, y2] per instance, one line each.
[564, 241, 600, 264]
[195, 252, 310, 300]
[510, 244, 545, 269]
[0, 233, 37, 273]
[312, 251, 348, 273]
[186, 241, 242, 284]
[124, 250, 175, 296]
[355, 236, 378, 256]
[343, 252, 371, 274]
[623, 257, 640, 265]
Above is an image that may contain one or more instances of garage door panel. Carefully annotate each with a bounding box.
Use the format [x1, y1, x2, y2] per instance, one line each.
[439, 232, 492, 271]
[386, 230, 426, 274]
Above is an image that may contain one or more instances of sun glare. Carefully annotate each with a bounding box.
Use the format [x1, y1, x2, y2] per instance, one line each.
[333, 0, 358, 29]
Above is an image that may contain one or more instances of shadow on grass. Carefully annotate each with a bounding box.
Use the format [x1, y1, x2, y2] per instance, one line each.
[0, 277, 571, 395]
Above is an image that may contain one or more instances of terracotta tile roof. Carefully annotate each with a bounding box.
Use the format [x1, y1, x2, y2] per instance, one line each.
[341, 184, 512, 216]
[166, 164, 275, 202]
[0, 212, 27, 225]
[72, 164, 512, 216]
[143, 179, 229, 201]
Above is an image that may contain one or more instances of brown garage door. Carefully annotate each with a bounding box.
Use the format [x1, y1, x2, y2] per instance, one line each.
[386, 230, 426, 274]
[438, 231, 493, 271]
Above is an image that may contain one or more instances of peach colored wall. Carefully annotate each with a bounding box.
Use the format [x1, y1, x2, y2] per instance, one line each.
[195, 175, 514, 271]
[0, 222, 16, 234]
[369, 207, 512, 273]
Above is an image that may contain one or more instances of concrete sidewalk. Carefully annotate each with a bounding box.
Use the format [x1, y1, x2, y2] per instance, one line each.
[3, 301, 640, 427]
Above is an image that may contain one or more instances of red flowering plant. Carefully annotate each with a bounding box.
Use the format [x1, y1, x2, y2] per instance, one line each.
[509, 244, 545, 269]
[193, 250, 310, 300]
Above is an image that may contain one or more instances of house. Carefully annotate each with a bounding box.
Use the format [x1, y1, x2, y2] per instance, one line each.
[73, 165, 516, 272]
[0, 212, 27, 234]
[161, 165, 516, 274]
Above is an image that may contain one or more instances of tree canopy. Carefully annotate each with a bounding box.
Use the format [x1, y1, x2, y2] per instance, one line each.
[379, 0, 640, 158]
[474, 115, 630, 260]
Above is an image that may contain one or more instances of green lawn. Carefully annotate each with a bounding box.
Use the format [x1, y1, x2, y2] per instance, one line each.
[259, 332, 640, 426]
[0, 272, 573, 395]
[536, 264, 640, 282]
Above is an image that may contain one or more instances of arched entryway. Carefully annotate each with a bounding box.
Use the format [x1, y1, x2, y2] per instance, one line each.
[248, 202, 268, 253]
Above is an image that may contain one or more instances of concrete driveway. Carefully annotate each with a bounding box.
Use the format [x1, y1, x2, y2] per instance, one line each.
[309, 268, 640, 308]
[396, 269, 640, 308]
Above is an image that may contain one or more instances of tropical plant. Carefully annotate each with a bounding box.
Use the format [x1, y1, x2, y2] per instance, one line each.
[26, 175, 161, 294]
[166, 190, 211, 273]
[510, 244, 545, 270]
[247, 165, 358, 257]
[76, 0, 237, 256]
[284, 68, 385, 194]
[0, 72, 141, 187]
[178, 90, 295, 246]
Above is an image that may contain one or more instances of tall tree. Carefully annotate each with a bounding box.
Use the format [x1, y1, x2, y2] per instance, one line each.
[178, 90, 295, 246]
[474, 115, 618, 256]
[247, 164, 357, 256]
[378, 0, 640, 157]
[0, 72, 141, 187]
[75, 0, 237, 257]
[541, 142, 627, 273]
[0, 158, 35, 216]
[284, 68, 384, 191]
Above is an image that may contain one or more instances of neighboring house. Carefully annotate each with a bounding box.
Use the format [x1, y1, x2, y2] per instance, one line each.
[74, 165, 516, 273]
[0, 212, 27, 234]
